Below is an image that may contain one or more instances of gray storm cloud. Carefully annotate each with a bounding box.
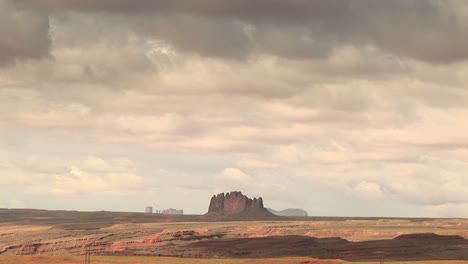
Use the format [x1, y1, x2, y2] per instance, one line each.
[0, 0, 50, 65]
[19, 0, 347, 18]
[11, 0, 468, 63]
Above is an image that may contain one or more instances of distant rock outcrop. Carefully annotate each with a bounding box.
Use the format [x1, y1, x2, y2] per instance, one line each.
[160, 208, 183, 215]
[206, 191, 274, 218]
[267, 208, 308, 217]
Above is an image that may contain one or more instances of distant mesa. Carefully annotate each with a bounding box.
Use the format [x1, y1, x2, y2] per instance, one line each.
[145, 207, 184, 215]
[206, 191, 275, 219]
[267, 208, 308, 217]
[160, 208, 184, 215]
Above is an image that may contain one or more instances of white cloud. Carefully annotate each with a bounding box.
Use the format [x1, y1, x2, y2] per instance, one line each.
[82, 156, 135, 172]
[50, 164, 144, 196]
[218, 168, 252, 183]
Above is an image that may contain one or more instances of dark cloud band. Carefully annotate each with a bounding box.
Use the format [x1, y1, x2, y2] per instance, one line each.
[0, 0, 50, 65]
[8, 0, 468, 64]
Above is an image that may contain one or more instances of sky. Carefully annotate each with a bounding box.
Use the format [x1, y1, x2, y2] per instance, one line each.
[1, 0, 468, 217]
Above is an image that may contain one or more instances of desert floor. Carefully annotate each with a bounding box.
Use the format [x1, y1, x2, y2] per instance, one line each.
[1, 209, 467, 263]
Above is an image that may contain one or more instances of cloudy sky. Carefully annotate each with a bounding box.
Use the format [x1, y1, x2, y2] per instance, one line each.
[1, 0, 468, 217]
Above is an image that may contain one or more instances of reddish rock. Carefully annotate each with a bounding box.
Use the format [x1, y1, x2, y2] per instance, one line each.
[207, 191, 270, 216]
[15, 244, 39, 255]
[208, 193, 225, 213]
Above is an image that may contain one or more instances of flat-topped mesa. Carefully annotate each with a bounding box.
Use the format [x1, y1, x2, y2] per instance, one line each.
[208, 191, 265, 215]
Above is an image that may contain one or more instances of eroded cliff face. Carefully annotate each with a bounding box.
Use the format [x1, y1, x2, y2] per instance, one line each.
[208, 193, 225, 213]
[207, 191, 265, 214]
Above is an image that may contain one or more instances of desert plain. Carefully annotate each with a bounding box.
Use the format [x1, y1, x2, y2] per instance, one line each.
[1, 209, 468, 264]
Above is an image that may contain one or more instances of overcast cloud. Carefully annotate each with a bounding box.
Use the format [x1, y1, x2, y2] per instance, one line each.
[1, 0, 468, 217]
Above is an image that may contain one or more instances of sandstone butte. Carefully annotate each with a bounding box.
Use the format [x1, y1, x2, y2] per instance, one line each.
[206, 191, 276, 219]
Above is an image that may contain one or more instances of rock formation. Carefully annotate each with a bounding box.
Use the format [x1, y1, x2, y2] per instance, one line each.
[160, 208, 183, 215]
[207, 191, 274, 218]
[267, 208, 308, 217]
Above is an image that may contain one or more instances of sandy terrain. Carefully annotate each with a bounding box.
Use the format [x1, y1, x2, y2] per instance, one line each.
[0, 209, 467, 262]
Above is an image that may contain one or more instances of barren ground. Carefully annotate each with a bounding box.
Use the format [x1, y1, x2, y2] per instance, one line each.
[1, 209, 467, 263]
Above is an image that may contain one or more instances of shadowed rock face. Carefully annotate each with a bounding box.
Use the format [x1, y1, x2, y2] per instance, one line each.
[208, 191, 265, 214]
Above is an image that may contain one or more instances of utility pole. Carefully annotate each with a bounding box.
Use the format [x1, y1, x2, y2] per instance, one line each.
[84, 246, 91, 264]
